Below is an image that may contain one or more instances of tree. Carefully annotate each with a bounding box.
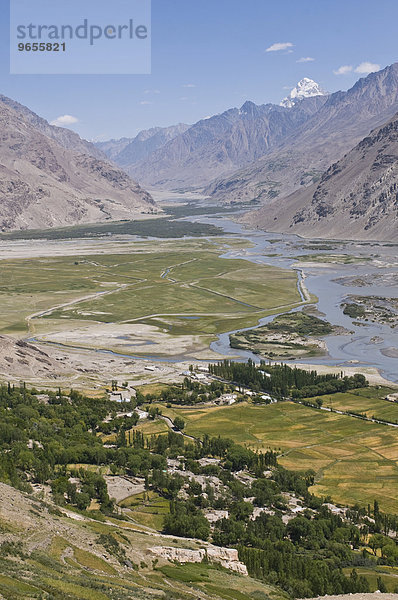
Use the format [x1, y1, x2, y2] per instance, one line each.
[173, 417, 185, 431]
[76, 492, 91, 510]
[377, 577, 387, 593]
[369, 533, 389, 555]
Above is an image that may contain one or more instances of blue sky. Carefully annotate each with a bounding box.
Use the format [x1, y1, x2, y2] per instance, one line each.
[1, 0, 398, 140]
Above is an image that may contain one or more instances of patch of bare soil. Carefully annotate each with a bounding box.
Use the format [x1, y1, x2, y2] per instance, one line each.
[105, 475, 146, 503]
[0, 335, 70, 379]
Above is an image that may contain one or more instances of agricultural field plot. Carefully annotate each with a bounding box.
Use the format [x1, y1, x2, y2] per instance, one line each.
[132, 419, 170, 438]
[0, 238, 303, 359]
[342, 567, 398, 593]
[309, 387, 398, 423]
[155, 400, 398, 512]
[120, 490, 170, 530]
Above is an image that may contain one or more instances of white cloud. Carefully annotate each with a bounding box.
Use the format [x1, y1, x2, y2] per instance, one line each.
[180, 96, 189, 101]
[182, 83, 196, 88]
[333, 61, 381, 76]
[333, 65, 353, 75]
[140, 100, 153, 105]
[355, 61, 380, 74]
[266, 42, 293, 52]
[144, 89, 160, 94]
[50, 114, 79, 127]
[297, 56, 315, 63]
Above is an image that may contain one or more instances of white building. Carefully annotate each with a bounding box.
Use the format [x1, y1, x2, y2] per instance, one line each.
[109, 390, 131, 403]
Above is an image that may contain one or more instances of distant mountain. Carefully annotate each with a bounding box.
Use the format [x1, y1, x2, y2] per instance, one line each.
[96, 123, 189, 172]
[128, 96, 328, 189]
[243, 112, 398, 241]
[280, 78, 328, 108]
[208, 63, 398, 204]
[0, 96, 157, 231]
[95, 137, 132, 161]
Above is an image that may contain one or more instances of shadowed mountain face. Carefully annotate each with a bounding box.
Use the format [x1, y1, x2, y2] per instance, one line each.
[124, 96, 328, 189]
[207, 63, 398, 205]
[0, 96, 157, 231]
[243, 112, 398, 241]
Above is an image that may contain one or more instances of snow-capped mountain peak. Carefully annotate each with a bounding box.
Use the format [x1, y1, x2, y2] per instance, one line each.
[280, 78, 328, 108]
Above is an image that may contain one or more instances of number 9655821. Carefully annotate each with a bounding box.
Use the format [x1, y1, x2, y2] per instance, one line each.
[18, 42, 66, 51]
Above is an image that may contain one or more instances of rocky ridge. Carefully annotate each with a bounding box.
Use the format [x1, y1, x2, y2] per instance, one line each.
[96, 123, 190, 171]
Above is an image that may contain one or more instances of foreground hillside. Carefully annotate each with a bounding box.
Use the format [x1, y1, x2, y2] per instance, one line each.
[0, 481, 282, 600]
[243, 112, 398, 241]
[0, 96, 157, 231]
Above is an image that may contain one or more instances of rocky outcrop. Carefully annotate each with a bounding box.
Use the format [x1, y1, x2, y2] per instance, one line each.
[0, 95, 105, 160]
[149, 545, 248, 575]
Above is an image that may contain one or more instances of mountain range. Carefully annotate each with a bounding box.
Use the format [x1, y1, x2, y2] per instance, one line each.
[96, 123, 190, 174]
[2, 63, 398, 240]
[206, 63, 398, 207]
[0, 96, 157, 231]
[123, 95, 328, 189]
[100, 66, 398, 244]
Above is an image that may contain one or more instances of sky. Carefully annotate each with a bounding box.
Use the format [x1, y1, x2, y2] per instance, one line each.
[1, 0, 398, 141]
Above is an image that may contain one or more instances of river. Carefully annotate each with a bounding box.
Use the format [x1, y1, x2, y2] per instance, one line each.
[180, 208, 398, 383]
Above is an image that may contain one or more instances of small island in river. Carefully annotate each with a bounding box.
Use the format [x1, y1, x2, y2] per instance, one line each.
[230, 310, 342, 360]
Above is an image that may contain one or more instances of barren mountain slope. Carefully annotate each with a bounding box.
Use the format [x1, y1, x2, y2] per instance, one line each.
[243, 112, 398, 241]
[0, 99, 157, 231]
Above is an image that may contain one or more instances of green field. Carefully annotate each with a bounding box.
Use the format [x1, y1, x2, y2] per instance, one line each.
[47, 250, 300, 324]
[152, 398, 398, 513]
[342, 566, 398, 593]
[0, 238, 304, 358]
[308, 386, 398, 423]
[0, 216, 223, 240]
[295, 254, 371, 264]
[120, 490, 170, 530]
